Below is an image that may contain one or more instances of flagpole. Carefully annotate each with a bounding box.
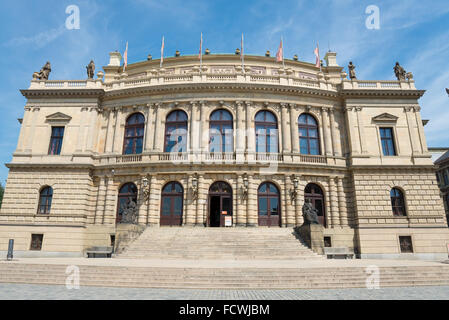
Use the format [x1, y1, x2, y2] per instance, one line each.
[241, 33, 245, 73]
[282, 36, 285, 69]
[160, 36, 164, 68]
[200, 32, 203, 74]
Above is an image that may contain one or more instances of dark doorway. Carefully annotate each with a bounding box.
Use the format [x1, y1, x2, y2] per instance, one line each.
[208, 182, 232, 227]
[304, 183, 326, 227]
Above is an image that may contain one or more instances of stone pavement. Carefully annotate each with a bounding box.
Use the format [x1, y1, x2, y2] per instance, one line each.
[2, 257, 447, 269]
[1, 283, 448, 300]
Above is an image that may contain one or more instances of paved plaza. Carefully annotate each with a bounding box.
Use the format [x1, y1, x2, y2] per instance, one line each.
[1, 283, 448, 300]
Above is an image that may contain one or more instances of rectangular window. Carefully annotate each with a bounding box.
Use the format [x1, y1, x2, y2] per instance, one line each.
[30, 234, 44, 251]
[444, 171, 449, 186]
[399, 236, 413, 253]
[48, 127, 65, 155]
[380, 127, 396, 156]
[324, 237, 332, 248]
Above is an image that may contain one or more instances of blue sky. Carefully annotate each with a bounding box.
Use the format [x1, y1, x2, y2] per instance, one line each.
[0, 0, 448, 183]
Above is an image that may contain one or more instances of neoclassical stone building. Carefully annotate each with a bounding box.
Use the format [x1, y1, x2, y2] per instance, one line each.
[1, 50, 448, 259]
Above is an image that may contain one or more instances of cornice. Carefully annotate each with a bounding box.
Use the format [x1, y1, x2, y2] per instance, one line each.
[101, 82, 340, 101]
[341, 89, 426, 98]
[20, 88, 105, 98]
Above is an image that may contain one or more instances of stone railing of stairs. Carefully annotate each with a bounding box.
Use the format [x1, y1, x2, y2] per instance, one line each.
[113, 224, 146, 255]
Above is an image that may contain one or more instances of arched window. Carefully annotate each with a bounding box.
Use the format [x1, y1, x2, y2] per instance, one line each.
[123, 113, 145, 155]
[304, 183, 326, 227]
[255, 110, 278, 153]
[258, 182, 280, 227]
[117, 183, 138, 223]
[164, 110, 188, 153]
[298, 113, 320, 155]
[390, 188, 406, 216]
[160, 182, 184, 226]
[209, 109, 233, 153]
[37, 186, 53, 214]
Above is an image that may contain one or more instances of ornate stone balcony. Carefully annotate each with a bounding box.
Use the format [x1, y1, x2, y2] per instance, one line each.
[95, 152, 330, 166]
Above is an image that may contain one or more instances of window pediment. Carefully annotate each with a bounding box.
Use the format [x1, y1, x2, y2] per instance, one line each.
[46, 112, 72, 123]
[372, 113, 398, 123]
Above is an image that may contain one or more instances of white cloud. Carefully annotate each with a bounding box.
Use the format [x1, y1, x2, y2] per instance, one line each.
[5, 25, 66, 49]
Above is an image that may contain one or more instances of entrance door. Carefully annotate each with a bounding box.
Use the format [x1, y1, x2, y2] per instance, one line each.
[208, 182, 232, 227]
[160, 182, 184, 226]
[258, 182, 281, 227]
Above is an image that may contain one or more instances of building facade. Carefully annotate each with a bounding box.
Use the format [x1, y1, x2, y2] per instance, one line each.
[436, 151, 449, 227]
[1, 51, 448, 259]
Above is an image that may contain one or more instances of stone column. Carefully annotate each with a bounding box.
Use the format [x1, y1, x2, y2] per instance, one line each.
[245, 102, 255, 158]
[403, 106, 420, 156]
[86, 107, 98, 152]
[236, 101, 245, 161]
[296, 178, 305, 226]
[148, 175, 159, 226]
[321, 107, 333, 156]
[284, 175, 294, 227]
[137, 177, 147, 226]
[75, 107, 88, 152]
[281, 103, 291, 156]
[104, 108, 116, 153]
[184, 175, 196, 226]
[414, 106, 428, 153]
[25, 107, 40, 153]
[355, 107, 367, 154]
[247, 175, 257, 226]
[112, 108, 124, 153]
[290, 104, 300, 154]
[329, 109, 341, 157]
[337, 176, 348, 227]
[153, 104, 162, 151]
[93, 177, 105, 225]
[328, 176, 339, 227]
[200, 101, 208, 153]
[16, 107, 31, 153]
[190, 102, 200, 154]
[144, 104, 153, 152]
[344, 107, 360, 155]
[196, 174, 205, 226]
[236, 175, 244, 226]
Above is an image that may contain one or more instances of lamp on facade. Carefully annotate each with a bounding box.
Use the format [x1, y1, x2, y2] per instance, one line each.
[242, 174, 249, 200]
[141, 175, 150, 202]
[192, 174, 199, 200]
[291, 175, 299, 201]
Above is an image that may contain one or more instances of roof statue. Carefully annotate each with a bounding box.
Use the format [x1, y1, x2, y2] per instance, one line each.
[394, 62, 406, 81]
[86, 60, 95, 79]
[32, 61, 51, 80]
[348, 61, 357, 80]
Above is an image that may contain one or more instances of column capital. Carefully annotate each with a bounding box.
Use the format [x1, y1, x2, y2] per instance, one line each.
[244, 101, 253, 107]
[355, 106, 363, 112]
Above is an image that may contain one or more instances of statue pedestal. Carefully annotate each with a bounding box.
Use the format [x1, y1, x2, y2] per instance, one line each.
[296, 224, 324, 255]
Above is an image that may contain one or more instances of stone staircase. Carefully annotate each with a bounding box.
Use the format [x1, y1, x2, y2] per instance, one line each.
[116, 227, 324, 260]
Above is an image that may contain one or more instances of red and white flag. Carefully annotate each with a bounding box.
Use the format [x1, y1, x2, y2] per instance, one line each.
[314, 42, 320, 68]
[123, 42, 128, 71]
[276, 38, 283, 63]
[160, 36, 165, 68]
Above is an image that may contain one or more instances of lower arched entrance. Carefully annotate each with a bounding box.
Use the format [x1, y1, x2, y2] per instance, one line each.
[304, 183, 326, 227]
[160, 182, 184, 226]
[258, 182, 281, 227]
[208, 181, 232, 227]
